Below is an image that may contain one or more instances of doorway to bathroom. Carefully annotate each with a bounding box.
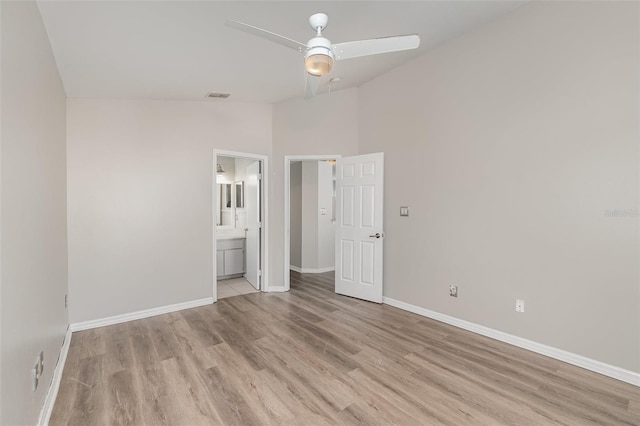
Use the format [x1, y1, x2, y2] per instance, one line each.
[213, 150, 268, 301]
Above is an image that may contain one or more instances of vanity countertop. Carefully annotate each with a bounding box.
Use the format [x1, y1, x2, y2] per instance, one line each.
[217, 234, 245, 241]
[216, 227, 246, 240]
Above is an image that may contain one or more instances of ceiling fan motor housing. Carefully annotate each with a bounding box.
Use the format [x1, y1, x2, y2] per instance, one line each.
[308, 13, 329, 32]
[305, 37, 334, 76]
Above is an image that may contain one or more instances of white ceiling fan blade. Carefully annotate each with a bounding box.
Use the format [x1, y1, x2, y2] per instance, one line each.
[304, 74, 322, 100]
[226, 20, 307, 53]
[333, 34, 420, 60]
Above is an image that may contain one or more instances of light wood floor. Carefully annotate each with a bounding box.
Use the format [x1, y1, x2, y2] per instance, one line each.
[51, 271, 639, 425]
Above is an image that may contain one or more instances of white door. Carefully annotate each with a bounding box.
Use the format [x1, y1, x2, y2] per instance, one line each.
[335, 152, 384, 303]
[245, 161, 261, 290]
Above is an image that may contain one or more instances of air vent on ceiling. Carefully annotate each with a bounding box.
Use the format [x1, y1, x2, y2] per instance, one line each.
[206, 92, 231, 99]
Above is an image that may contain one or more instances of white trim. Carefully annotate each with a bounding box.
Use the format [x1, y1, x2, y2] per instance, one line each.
[383, 297, 640, 387]
[267, 286, 287, 292]
[290, 265, 335, 274]
[38, 328, 72, 426]
[284, 155, 341, 292]
[213, 150, 269, 300]
[70, 298, 213, 332]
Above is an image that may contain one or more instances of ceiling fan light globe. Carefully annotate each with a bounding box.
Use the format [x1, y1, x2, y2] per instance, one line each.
[305, 54, 333, 76]
[304, 45, 334, 76]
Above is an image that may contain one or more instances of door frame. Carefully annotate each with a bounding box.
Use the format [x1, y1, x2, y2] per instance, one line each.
[213, 149, 269, 301]
[283, 154, 341, 291]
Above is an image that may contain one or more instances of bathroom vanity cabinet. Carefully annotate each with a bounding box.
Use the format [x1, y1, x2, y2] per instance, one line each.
[216, 238, 245, 279]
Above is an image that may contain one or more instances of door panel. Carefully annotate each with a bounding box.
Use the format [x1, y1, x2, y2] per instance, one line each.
[245, 161, 261, 290]
[340, 239, 354, 281]
[342, 186, 355, 226]
[335, 152, 384, 303]
[360, 241, 375, 285]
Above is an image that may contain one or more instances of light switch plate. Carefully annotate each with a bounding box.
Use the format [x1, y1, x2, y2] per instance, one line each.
[400, 206, 409, 217]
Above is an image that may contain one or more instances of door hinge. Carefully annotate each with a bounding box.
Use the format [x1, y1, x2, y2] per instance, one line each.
[257, 173, 262, 180]
[258, 222, 262, 228]
[258, 270, 262, 277]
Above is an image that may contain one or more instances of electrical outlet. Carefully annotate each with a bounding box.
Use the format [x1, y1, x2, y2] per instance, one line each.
[449, 285, 458, 297]
[516, 299, 525, 313]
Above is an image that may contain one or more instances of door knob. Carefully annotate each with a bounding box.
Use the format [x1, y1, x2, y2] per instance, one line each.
[369, 232, 383, 238]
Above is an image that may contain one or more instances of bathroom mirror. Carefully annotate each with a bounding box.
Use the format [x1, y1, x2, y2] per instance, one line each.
[221, 183, 232, 209]
[217, 183, 233, 227]
[235, 181, 244, 209]
[217, 181, 245, 228]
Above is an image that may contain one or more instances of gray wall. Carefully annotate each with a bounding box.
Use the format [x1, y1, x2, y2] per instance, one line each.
[67, 99, 271, 323]
[301, 161, 319, 269]
[290, 162, 302, 268]
[0, 2, 69, 424]
[358, 1, 639, 372]
[317, 161, 335, 270]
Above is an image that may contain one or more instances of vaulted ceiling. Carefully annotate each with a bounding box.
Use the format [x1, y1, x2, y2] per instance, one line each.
[37, 1, 525, 103]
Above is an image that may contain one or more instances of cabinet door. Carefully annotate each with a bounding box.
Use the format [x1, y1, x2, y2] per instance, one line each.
[216, 250, 224, 277]
[224, 248, 245, 275]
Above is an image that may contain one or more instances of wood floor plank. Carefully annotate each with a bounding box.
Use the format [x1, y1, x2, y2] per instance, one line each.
[254, 335, 356, 412]
[179, 307, 224, 347]
[101, 323, 134, 376]
[202, 365, 264, 425]
[127, 319, 161, 368]
[256, 367, 339, 426]
[209, 342, 296, 425]
[265, 316, 361, 374]
[146, 315, 183, 361]
[50, 271, 640, 426]
[106, 369, 141, 426]
[348, 368, 452, 425]
[159, 355, 224, 425]
[254, 348, 344, 424]
[50, 355, 105, 426]
[133, 365, 172, 425]
[164, 314, 219, 371]
[401, 352, 560, 425]
[210, 318, 272, 372]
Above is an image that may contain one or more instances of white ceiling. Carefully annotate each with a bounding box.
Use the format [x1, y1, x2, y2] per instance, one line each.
[37, 1, 525, 104]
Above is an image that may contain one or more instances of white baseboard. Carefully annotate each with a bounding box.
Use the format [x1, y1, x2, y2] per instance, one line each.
[70, 297, 213, 332]
[383, 297, 640, 387]
[267, 286, 287, 292]
[289, 265, 335, 274]
[38, 328, 72, 426]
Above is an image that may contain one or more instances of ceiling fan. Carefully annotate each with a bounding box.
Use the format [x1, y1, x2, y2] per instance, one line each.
[226, 13, 420, 99]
